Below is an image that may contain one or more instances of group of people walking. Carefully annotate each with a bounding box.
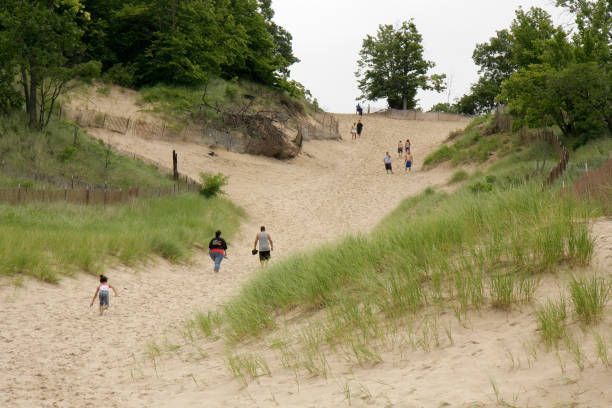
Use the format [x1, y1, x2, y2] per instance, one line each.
[352, 103, 414, 174]
[384, 140, 412, 174]
[207, 226, 273, 273]
[91, 227, 274, 314]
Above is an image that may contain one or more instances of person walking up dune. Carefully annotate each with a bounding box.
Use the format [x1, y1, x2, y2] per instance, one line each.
[90, 275, 118, 316]
[356, 103, 363, 116]
[253, 226, 274, 267]
[404, 138, 411, 153]
[208, 230, 227, 273]
[384, 152, 393, 174]
[397, 140, 404, 157]
[405, 151, 413, 173]
[356, 120, 364, 138]
[350, 123, 357, 140]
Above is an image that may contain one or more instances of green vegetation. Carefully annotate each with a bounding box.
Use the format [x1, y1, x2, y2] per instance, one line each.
[424, 115, 520, 167]
[220, 183, 592, 342]
[536, 299, 568, 348]
[0, 0, 305, 131]
[449, 170, 469, 184]
[356, 20, 445, 110]
[0, 114, 174, 188]
[0, 195, 243, 282]
[139, 78, 310, 127]
[451, 1, 610, 145]
[199, 172, 229, 198]
[569, 277, 610, 324]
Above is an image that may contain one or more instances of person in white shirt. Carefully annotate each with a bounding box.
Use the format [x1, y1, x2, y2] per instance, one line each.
[384, 152, 393, 174]
[253, 226, 274, 266]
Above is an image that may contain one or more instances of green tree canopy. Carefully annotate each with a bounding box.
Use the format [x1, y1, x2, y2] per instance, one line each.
[356, 20, 445, 110]
[455, 7, 564, 114]
[0, 0, 99, 128]
[80, 0, 298, 88]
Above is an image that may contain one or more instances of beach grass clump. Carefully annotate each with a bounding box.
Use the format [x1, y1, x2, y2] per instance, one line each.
[536, 298, 567, 348]
[220, 182, 593, 342]
[569, 277, 610, 324]
[449, 169, 469, 184]
[0, 194, 243, 282]
[226, 353, 271, 386]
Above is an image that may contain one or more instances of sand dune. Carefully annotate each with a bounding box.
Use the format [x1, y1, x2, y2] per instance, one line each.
[1, 112, 610, 407]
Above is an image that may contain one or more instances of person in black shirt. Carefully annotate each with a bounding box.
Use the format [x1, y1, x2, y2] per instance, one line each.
[208, 230, 227, 273]
[356, 120, 364, 137]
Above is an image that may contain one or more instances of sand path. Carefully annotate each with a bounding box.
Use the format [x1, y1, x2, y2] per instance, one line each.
[1, 114, 469, 407]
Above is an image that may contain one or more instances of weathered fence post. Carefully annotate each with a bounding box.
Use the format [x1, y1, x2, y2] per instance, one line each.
[85, 187, 90, 205]
[172, 150, 179, 180]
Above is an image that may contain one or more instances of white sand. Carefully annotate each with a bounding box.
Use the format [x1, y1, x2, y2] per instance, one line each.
[1, 110, 610, 407]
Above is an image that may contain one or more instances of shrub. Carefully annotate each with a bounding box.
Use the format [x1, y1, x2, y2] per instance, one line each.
[469, 180, 494, 194]
[569, 277, 610, 324]
[58, 146, 77, 163]
[200, 172, 229, 198]
[104, 63, 136, 88]
[449, 170, 469, 184]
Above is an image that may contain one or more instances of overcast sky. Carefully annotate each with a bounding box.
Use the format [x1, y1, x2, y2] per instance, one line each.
[273, 0, 569, 113]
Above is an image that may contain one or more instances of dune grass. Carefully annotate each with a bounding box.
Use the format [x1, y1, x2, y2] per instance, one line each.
[219, 183, 593, 342]
[0, 114, 175, 189]
[424, 115, 517, 167]
[536, 298, 568, 348]
[569, 277, 610, 324]
[0, 195, 244, 283]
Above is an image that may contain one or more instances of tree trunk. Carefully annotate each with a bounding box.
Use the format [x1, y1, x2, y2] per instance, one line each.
[27, 71, 38, 128]
[402, 94, 408, 111]
[20, 67, 30, 119]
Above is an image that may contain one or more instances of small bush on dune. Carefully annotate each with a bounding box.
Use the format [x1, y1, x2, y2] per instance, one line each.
[200, 172, 229, 198]
[449, 170, 469, 184]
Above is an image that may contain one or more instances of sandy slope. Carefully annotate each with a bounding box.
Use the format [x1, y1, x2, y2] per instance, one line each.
[1, 114, 463, 407]
[1, 112, 610, 407]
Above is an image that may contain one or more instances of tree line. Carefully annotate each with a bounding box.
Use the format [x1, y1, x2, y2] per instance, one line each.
[0, 0, 299, 129]
[356, 0, 609, 143]
[437, 0, 610, 143]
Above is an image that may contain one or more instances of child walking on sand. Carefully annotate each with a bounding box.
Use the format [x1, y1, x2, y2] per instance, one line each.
[397, 140, 403, 157]
[90, 275, 118, 316]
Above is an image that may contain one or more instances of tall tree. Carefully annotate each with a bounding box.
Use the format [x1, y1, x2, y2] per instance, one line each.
[356, 20, 445, 110]
[455, 7, 564, 114]
[499, 0, 611, 143]
[0, 0, 99, 128]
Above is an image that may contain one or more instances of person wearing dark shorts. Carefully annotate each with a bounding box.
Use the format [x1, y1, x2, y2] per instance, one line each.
[253, 226, 274, 267]
[397, 140, 403, 157]
[384, 152, 393, 174]
[356, 120, 364, 137]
